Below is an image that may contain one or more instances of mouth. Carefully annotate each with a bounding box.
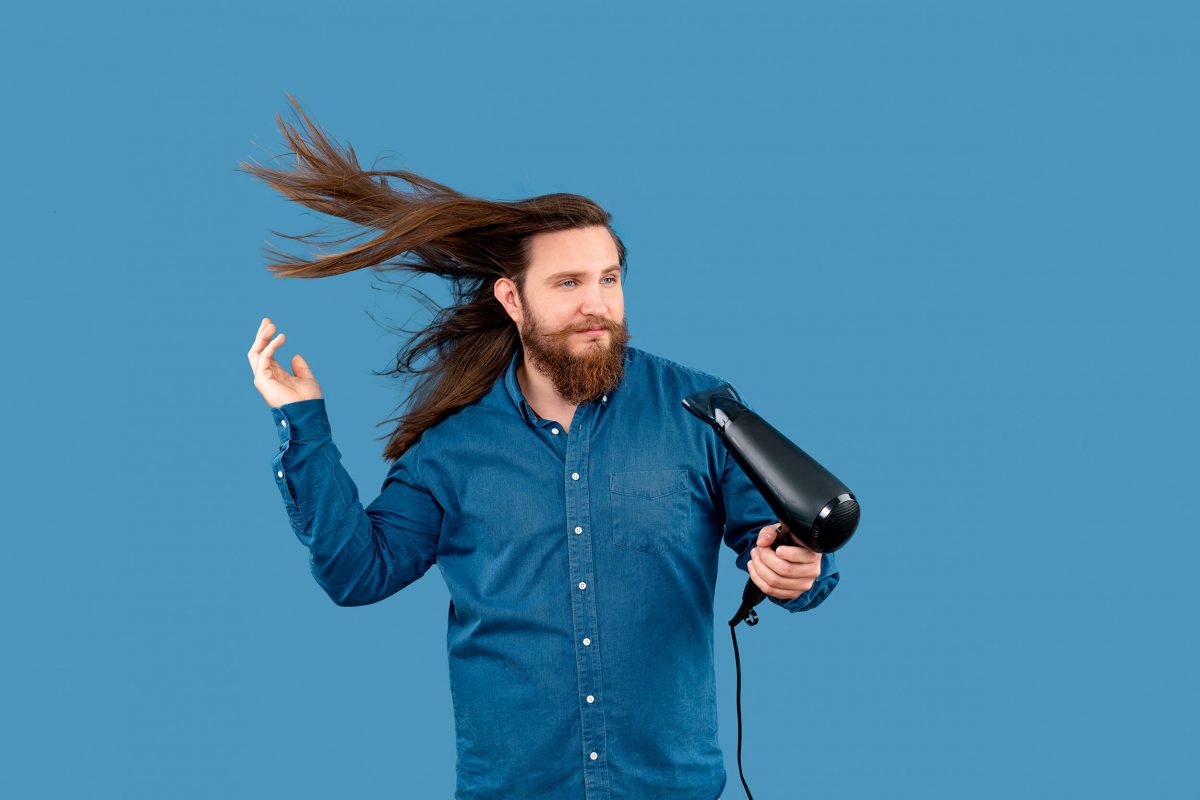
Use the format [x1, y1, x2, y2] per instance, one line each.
[576, 327, 607, 335]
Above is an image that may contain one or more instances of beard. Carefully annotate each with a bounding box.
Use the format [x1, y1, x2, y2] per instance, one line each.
[519, 308, 632, 406]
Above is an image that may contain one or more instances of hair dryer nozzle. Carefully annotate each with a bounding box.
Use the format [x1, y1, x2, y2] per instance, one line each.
[681, 383, 750, 431]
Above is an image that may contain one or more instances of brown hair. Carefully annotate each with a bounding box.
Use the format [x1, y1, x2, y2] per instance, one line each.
[238, 95, 627, 461]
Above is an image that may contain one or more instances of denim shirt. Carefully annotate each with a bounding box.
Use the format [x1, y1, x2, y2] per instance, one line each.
[269, 344, 840, 800]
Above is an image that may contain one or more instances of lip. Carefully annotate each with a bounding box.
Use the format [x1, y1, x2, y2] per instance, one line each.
[577, 327, 606, 335]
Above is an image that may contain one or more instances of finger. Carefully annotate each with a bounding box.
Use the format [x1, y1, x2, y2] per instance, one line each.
[748, 556, 809, 598]
[257, 332, 285, 378]
[752, 546, 820, 588]
[776, 544, 820, 565]
[756, 523, 777, 547]
[248, 318, 275, 367]
[291, 353, 315, 380]
[747, 558, 771, 594]
[754, 545, 797, 579]
[252, 318, 274, 351]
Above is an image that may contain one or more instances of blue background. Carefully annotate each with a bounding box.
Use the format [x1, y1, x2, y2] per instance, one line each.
[3, 1, 1195, 797]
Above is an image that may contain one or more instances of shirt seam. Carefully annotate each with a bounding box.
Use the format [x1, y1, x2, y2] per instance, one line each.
[289, 434, 330, 444]
[412, 437, 426, 486]
[318, 443, 348, 509]
[632, 347, 724, 386]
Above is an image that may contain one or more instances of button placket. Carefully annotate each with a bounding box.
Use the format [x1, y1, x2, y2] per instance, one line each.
[562, 404, 608, 792]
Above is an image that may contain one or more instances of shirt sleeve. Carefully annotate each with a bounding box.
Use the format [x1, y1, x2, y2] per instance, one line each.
[716, 390, 841, 614]
[270, 398, 444, 607]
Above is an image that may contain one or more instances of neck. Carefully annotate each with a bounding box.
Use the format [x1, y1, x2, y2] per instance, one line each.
[517, 358, 576, 419]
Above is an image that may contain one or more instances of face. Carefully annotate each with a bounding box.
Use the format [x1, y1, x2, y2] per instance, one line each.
[498, 224, 631, 406]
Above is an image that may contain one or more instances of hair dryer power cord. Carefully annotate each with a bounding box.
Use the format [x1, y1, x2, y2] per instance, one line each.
[730, 614, 758, 800]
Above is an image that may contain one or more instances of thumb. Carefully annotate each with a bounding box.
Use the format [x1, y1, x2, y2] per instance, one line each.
[292, 353, 315, 379]
[757, 523, 778, 547]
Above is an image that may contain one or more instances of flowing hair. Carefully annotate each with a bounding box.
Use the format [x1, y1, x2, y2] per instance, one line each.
[238, 94, 628, 462]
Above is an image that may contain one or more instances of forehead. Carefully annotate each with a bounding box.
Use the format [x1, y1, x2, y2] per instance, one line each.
[526, 225, 619, 278]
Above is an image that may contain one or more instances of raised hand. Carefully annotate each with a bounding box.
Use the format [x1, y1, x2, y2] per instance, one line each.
[248, 317, 323, 408]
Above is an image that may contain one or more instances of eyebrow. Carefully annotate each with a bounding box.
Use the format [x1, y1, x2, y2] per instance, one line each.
[544, 265, 622, 284]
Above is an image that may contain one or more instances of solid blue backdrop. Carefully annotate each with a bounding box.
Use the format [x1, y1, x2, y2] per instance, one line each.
[2, 1, 1194, 797]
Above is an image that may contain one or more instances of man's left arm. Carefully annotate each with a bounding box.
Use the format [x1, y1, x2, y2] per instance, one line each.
[719, 438, 841, 613]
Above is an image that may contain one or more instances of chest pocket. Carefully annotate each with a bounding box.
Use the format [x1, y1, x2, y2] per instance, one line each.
[609, 469, 690, 554]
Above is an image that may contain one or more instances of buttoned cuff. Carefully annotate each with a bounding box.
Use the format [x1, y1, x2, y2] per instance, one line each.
[270, 398, 332, 445]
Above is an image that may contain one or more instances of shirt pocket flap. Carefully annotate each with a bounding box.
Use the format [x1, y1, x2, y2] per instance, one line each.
[609, 469, 687, 499]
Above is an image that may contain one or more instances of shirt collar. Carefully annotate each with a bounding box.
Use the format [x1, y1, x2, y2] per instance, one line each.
[503, 344, 537, 424]
[502, 342, 630, 426]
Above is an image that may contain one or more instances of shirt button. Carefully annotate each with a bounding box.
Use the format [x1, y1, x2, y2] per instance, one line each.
[578, 581, 586, 590]
[280, 419, 287, 427]
[602, 394, 607, 402]
[277, 470, 284, 478]
[587, 695, 595, 703]
[582, 637, 591, 646]
[551, 428, 559, 435]
[574, 526, 583, 534]
[590, 752, 598, 760]
[571, 472, 580, 480]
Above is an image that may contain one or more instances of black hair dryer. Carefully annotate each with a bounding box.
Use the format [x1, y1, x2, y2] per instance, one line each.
[684, 382, 861, 800]
[682, 383, 861, 628]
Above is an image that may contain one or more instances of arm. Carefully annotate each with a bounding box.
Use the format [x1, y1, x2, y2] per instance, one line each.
[270, 398, 443, 607]
[717, 410, 841, 614]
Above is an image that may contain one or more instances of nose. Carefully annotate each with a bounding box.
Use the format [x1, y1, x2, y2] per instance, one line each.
[579, 283, 610, 319]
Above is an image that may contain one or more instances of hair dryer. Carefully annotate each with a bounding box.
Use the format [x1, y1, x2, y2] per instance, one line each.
[681, 382, 860, 628]
[683, 381, 860, 800]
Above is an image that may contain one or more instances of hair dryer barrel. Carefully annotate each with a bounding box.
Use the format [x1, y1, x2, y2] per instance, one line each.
[682, 383, 859, 554]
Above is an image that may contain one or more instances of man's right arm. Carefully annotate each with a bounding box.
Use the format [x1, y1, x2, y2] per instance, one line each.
[269, 398, 443, 607]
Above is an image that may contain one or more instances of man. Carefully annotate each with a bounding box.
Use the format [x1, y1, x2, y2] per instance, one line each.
[244, 96, 838, 800]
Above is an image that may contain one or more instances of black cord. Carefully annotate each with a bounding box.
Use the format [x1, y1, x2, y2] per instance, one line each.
[730, 621, 755, 800]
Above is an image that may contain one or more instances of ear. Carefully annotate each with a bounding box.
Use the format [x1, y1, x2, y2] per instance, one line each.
[493, 277, 523, 325]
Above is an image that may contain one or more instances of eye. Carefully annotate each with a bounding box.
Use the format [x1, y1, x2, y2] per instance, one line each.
[560, 275, 619, 288]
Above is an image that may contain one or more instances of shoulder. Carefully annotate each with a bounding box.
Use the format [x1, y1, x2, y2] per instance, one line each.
[627, 345, 727, 389]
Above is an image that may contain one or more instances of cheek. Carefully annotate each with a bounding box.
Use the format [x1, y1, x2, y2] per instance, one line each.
[538, 304, 573, 332]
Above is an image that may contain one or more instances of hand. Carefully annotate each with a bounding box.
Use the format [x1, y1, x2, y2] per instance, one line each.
[747, 522, 822, 601]
[248, 317, 323, 409]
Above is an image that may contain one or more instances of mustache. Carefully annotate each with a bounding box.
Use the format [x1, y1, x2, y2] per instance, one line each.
[539, 319, 621, 339]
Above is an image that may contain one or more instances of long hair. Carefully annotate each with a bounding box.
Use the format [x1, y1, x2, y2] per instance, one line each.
[238, 95, 627, 462]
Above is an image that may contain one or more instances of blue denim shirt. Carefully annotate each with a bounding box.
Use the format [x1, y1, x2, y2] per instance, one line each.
[269, 344, 840, 800]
